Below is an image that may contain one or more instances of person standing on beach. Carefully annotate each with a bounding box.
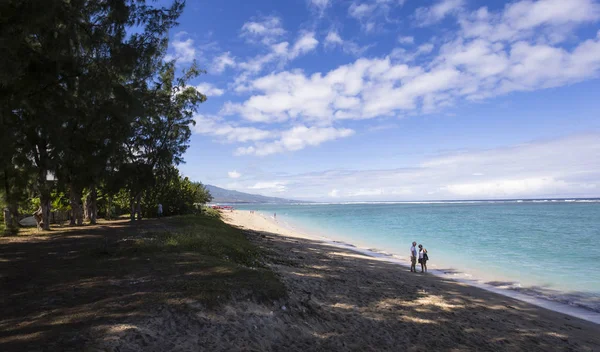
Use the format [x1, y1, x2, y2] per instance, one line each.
[410, 241, 417, 272]
[418, 244, 428, 273]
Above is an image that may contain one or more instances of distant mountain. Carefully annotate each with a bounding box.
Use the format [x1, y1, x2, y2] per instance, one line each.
[205, 184, 308, 204]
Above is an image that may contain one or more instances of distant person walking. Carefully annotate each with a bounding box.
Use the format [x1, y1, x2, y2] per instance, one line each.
[418, 244, 428, 273]
[410, 241, 417, 272]
[157, 203, 163, 218]
[274, 212, 277, 220]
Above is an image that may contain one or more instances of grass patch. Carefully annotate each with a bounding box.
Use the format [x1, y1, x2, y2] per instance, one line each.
[122, 214, 286, 306]
[202, 207, 221, 218]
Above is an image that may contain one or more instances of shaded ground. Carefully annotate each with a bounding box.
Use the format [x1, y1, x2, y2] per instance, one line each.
[1, 217, 599, 351]
[0, 217, 284, 351]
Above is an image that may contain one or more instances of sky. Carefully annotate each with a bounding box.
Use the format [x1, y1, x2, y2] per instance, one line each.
[166, 0, 600, 201]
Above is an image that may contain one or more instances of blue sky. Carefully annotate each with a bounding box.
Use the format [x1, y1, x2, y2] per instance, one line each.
[167, 0, 600, 201]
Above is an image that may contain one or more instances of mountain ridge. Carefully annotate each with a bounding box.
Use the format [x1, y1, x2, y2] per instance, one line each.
[206, 184, 309, 204]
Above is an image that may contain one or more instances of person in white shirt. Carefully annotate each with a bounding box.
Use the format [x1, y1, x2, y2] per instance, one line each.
[410, 241, 417, 272]
[157, 203, 163, 218]
[418, 244, 428, 273]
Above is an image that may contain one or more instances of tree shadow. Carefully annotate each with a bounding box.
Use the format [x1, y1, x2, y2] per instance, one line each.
[1, 223, 599, 351]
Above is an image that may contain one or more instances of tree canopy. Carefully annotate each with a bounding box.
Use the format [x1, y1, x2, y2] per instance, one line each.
[1, 0, 211, 232]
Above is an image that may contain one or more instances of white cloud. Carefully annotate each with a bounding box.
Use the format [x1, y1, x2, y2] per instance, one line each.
[165, 33, 196, 63]
[459, 0, 600, 42]
[398, 35, 415, 44]
[443, 177, 572, 197]
[206, 0, 600, 161]
[324, 30, 371, 55]
[248, 181, 287, 192]
[241, 16, 286, 45]
[192, 115, 273, 143]
[504, 0, 600, 31]
[221, 133, 600, 200]
[225, 15, 600, 123]
[235, 125, 355, 156]
[289, 32, 319, 59]
[212, 52, 236, 74]
[347, 188, 384, 196]
[233, 33, 319, 87]
[415, 0, 465, 26]
[228, 170, 241, 179]
[349, 3, 376, 19]
[325, 31, 344, 46]
[195, 83, 224, 97]
[348, 0, 405, 32]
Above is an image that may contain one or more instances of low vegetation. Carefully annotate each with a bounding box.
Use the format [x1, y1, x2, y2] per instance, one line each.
[123, 215, 286, 305]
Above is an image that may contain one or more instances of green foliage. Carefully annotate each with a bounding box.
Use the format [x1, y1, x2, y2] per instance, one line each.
[51, 191, 70, 213]
[141, 166, 212, 218]
[1, 0, 212, 227]
[203, 207, 222, 218]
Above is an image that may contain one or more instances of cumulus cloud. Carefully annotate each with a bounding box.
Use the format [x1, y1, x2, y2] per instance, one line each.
[195, 83, 224, 97]
[165, 32, 196, 63]
[221, 133, 600, 200]
[235, 125, 355, 156]
[224, 0, 600, 124]
[241, 16, 286, 45]
[211, 52, 236, 74]
[233, 32, 319, 87]
[324, 30, 371, 55]
[398, 35, 415, 44]
[415, 0, 466, 26]
[228, 170, 241, 179]
[192, 115, 273, 143]
[197, 0, 600, 161]
[348, 0, 405, 32]
[289, 32, 319, 59]
[459, 0, 600, 42]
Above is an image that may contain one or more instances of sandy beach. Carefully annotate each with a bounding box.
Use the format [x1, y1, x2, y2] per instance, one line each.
[222, 209, 600, 351]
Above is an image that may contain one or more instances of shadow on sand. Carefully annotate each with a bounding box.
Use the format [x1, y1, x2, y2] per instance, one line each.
[0, 222, 598, 351]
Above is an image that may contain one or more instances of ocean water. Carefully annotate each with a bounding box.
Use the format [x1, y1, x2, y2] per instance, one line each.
[235, 201, 600, 314]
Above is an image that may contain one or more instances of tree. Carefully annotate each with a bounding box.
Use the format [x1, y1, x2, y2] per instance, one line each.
[0, 0, 185, 230]
[121, 62, 206, 221]
[140, 166, 212, 217]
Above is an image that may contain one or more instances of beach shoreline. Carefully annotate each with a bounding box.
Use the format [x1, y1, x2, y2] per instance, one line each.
[222, 209, 600, 325]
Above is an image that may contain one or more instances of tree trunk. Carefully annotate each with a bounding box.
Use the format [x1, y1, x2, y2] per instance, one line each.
[130, 194, 135, 221]
[83, 194, 89, 222]
[87, 186, 97, 225]
[70, 185, 83, 226]
[135, 193, 142, 221]
[107, 196, 112, 220]
[40, 194, 51, 231]
[3, 169, 19, 232]
[3, 208, 11, 231]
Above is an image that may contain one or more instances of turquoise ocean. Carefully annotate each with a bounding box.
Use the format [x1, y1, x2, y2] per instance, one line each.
[234, 200, 600, 315]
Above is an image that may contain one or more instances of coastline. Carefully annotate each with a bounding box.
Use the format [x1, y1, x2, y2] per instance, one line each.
[222, 209, 600, 325]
